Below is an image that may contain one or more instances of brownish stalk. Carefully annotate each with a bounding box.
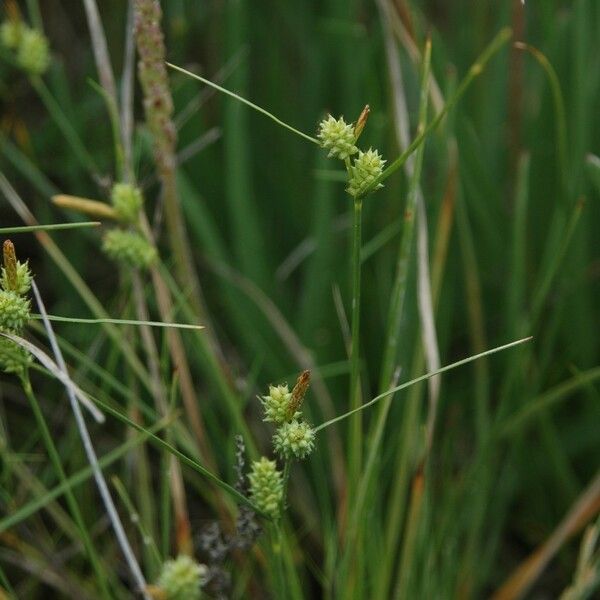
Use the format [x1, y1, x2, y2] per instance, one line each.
[138, 214, 214, 469]
[491, 471, 600, 600]
[133, 0, 224, 365]
[132, 273, 193, 555]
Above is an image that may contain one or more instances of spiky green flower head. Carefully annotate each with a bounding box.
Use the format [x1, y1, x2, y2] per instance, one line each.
[0, 337, 32, 375]
[102, 229, 157, 270]
[347, 148, 386, 198]
[248, 457, 284, 519]
[156, 555, 207, 600]
[0, 290, 30, 333]
[1, 260, 32, 296]
[16, 27, 50, 75]
[261, 384, 301, 424]
[317, 115, 359, 161]
[111, 183, 143, 224]
[273, 420, 315, 460]
[0, 19, 23, 49]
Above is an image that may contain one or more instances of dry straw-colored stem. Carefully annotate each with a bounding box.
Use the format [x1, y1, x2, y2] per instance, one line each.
[52, 195, 118, 220]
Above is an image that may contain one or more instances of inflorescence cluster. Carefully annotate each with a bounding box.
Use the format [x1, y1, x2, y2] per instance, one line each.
[0, 16, 50, 75]
[248, 371, 316, 520]
[0, 241, 32, 375]
[317, 106, 386, 199]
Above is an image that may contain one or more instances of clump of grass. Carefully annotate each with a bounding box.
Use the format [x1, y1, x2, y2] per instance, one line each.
[1, 1, 598, 598]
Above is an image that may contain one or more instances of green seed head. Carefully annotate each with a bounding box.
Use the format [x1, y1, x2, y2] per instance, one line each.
[347, 148, 386, 198]
[317, 115, 359, 161]
[16, 27, 50, 75]
[273, 420, 316, 460]
[0, 290, 30, 333]
[1, 261, 32, 295]
[111, 183, 143, 224]
[0, 337, 31, 375]
[102, 229, 157, 270]
[248, 457, 284, 519]
[261, 384, 300, 424]
[0, 20, 23, 49]
[156, 555, 207, 600]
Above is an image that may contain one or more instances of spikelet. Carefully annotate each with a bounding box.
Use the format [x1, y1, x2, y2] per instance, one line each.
[347, 149, 386, 198]
[248, 457, 284, 519]
[155, 555, 207, 600]
[16, 27, 50, 75]
[317, 115, 359, 160]
[273, 420, 315, 460]
[111, 183, 143, 224]
[102, 229, 157, 269]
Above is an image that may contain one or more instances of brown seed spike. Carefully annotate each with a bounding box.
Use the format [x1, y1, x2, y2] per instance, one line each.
[3, 240, 18, 292]
[354, 104, 370, 140]
[287, 370, 311, 419]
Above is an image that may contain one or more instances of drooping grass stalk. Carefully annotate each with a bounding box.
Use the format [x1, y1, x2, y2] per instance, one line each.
[31, 281, 150, 599]
[18, 372, 111, 599]
[166, 63, 319, 145]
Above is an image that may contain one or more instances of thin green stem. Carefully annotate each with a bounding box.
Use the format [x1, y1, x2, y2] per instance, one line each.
[361, 27, 512, 197]
[271, 521, 287, 598]
[0, 222, 100, 234]
[348, 197, 363, 485]
[316, 337, 532, 432]
[19, 372, 111, 599]
[29, 77, 99, 176]
[167, 62, 319, 145]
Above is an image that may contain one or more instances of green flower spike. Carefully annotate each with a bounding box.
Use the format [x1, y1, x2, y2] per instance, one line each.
[156, 555, 207, 600]
[0, 20, 23, 49]
[2, 240, 31, 296]
[16, 27, 50, 75]
[347, 148, 386, 198]
[261, 384, 299, 424]
[273, 420, 315, 460]
[317, 114, 359, 161]
[0, 290, 30, 333]
[111, 183, 143, 224]
[102, 229, 157, 270]
[0, 336, 32, 374]
[248, 457, 284, 519]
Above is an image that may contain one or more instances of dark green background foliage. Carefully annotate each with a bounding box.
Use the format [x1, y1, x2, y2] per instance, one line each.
[0, 0, 598, 598]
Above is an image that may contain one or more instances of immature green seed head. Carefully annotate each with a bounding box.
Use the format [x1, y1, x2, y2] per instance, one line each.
[0, 336, 32, 375]
[261, 384, 299, 424]
[16, 27, 50, 75]
[156, 555, 207, 600]
[102, 229, 157, 270]
[273, 420, 315, 460]
[346, 148, 386, 198]
[0, 260, 31, 295]
[111, 183, 143, 224]
[0, 20, 23, 49]
[317, 115, 358, 161]
[248, 457, 284, 519]
[0, 290, 30, 333]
